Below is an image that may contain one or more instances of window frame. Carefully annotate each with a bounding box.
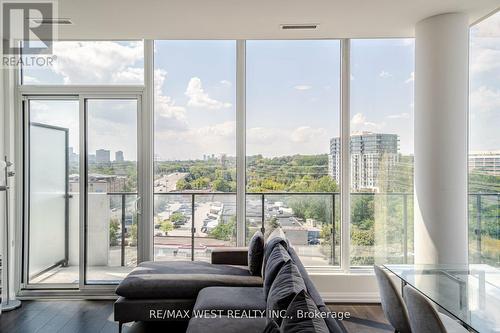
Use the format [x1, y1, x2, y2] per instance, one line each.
[14, 37, 419, 297]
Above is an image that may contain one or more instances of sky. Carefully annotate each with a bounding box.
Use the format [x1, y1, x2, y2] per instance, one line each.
[24, 12, 500, 160]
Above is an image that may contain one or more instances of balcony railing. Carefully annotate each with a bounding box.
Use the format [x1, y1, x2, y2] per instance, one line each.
[105, 191, 499, 268]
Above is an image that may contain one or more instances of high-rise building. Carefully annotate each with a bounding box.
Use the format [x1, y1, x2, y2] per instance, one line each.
[68, 147, 79, 165]
[469, 151, 500, 176]
[115, 150, 124, 162]
[329, 132, 399, 191]
[96, 149, 111, 164]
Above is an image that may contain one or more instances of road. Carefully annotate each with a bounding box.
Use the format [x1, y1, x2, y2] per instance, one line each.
[154, 172, 188, 192]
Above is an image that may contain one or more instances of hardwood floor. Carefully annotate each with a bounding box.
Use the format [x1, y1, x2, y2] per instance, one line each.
[0, 300, 393, 333]
[328, 303, 394, 333]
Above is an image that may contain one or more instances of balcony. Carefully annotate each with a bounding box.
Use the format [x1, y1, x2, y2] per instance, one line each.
[28, 192, 500, 285]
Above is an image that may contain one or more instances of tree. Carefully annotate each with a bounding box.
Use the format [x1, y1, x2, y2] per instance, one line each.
[192, 177, 210, 189]
[209, 217, 236, 241]
[170, 212, 185, 223]
[212, 178, 232, 192]
[176, 178, 192, 190]
[109, 218, 120, 246]
[160, 219, 173, 234]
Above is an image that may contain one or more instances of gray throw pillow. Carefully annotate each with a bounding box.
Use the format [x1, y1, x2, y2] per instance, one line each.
[263, 244, 291, 299]
[281, 290, 329, 333]
[248, 231, 265, 276]
[266, 261, 306, 325]
[262, 228, 288, 278]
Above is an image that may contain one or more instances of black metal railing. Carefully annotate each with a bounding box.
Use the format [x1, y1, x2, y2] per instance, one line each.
[104, 191, 499, 267]
[468, 193, 500, 266]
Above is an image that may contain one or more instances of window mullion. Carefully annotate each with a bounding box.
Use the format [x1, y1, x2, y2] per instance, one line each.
[340, 39, 351, 273]
[236, 40, 246, 247]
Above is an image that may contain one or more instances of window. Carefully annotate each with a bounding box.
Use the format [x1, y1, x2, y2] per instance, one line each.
[246, 40, 341, 266]
[349, 39, 415, 266]
[22, 41, 144, 85]
[469, 12, 500, 267]
[153, 41, 237, 262]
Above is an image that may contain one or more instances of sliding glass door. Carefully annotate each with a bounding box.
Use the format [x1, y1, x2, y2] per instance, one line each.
[85, 98, 140, 284]
[24, 95, 142, 288]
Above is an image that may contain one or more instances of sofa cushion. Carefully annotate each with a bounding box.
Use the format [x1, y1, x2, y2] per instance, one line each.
[115, 261, 262, 299]
[262, 320, 280, 333]
[262, 228, 288, 278]
[281, 290, 329, 333]
[263, 244, 291, 299]
[288, 246, 326, 308]
[267, 261, 306, 325]
[186, 317, 267, 333]
[193, 287, 266, 313]
[248, 231, 264, 276]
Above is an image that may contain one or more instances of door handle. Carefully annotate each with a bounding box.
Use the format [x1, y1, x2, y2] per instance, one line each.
[135, 196, 142, 215]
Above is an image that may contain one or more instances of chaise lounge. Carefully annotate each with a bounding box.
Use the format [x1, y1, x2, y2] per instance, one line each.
[114, 228, 344, 332]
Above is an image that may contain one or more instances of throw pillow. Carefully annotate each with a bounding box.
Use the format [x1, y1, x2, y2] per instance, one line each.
[280, 290, 329, 333]
[266, 261, 306, 325]
[248, 230, 265, 276]
[263, 244, 291, 299]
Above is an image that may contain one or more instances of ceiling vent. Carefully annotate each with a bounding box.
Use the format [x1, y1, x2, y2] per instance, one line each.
[281, 24, 319, 30]
[29, 18, 73, 25]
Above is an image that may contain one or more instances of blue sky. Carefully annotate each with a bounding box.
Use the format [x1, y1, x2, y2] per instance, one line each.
[24, 12, 500, 160]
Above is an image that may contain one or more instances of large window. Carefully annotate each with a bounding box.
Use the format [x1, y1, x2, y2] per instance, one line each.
[246, 40, 341, 267]
[19, 37, 425, 294]
[469, 12, 500, 267]
[349, 39, 415, 267]
[153, 41, 237, 262]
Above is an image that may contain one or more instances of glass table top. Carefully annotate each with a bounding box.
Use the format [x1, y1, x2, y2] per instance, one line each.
[384, 264, 500, 333]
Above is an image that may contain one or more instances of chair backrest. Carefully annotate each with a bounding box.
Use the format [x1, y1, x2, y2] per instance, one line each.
[403, 285, 447, 333]
[374, 265, 412, 333]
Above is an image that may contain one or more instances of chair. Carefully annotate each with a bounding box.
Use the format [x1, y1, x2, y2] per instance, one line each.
[374, 265, 412, 333]
[403, 285, 469, 333]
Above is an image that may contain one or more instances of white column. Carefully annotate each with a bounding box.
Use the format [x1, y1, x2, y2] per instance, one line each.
[414, 13, 469, 265]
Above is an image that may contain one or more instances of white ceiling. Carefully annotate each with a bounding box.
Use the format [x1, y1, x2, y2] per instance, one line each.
[57, 0, 500, 39]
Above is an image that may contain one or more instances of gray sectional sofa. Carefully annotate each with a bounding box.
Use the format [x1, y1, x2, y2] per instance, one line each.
[114, 229, 343, 332]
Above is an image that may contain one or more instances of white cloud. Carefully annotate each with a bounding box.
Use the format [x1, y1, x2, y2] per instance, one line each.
[470, 86, 500, 113]
[387, 113, 410, 119]
[293, 85, 312, 91]
[290, 126, 327, 143]
[23, 75, 39, 84]
[472, 14, 500, 38]
[247, 126, 331, 156]
[50, 41, 144, 84]
[154, 69, 188, 131]
[195, 121, 235, 138]
[379, 70, 392, 79]
[405, 72, 415, 84]
[220, 80, 232, 86]
[351, 113, 385, 131]
[247, 127, 280, 144]
[185, 77, 232, 110]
